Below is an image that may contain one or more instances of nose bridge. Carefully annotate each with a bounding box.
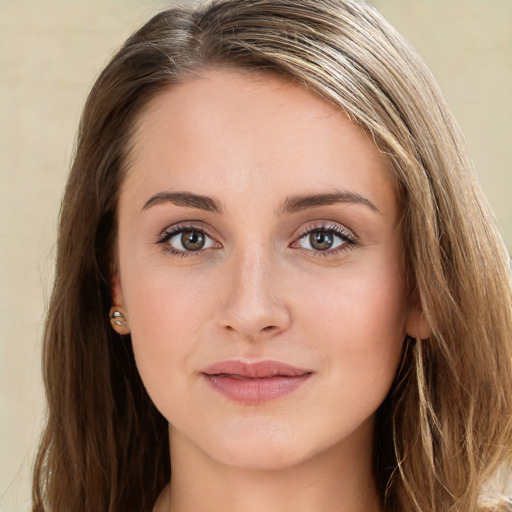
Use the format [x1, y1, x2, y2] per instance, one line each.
[236, 245, 269, 294]
[217, 241, 290, 339]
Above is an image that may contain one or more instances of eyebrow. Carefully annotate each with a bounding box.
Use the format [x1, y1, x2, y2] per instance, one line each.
[277, 191, 380, 216]
[142, 191, 222, 213]
[141, 189, 379, 215]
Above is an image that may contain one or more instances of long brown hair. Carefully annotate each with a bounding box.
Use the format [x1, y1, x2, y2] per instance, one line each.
[33, 1, 512, 511]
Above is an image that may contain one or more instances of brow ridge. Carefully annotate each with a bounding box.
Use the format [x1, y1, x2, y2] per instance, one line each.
[278, 191, 379, 215]
[142, 189, 378, 216]
[142, 191, 222, 213]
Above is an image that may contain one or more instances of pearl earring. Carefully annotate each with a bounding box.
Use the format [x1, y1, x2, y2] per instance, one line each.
[109, 307, 130, 334]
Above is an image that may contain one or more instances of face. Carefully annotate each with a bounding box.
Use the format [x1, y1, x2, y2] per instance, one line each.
[113, 69, 423, 471]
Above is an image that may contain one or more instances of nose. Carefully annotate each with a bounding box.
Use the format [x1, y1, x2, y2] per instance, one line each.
[215, 248, 291, 341]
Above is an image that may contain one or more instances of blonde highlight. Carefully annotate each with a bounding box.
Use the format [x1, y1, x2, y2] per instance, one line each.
[33, 1, 512, 511]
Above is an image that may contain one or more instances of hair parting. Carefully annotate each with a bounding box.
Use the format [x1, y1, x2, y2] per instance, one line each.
[33, 1, 512, 511]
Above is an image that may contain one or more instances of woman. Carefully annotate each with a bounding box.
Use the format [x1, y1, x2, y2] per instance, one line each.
[32, 1, 512, 511]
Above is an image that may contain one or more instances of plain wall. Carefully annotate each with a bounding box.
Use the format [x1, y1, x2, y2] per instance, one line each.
[1, 1, 511, 510]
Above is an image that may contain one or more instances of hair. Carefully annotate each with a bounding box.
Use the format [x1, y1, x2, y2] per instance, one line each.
[32, 1, 512, 511]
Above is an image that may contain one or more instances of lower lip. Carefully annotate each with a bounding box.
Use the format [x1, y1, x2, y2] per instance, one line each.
[202, 373, 312, 404]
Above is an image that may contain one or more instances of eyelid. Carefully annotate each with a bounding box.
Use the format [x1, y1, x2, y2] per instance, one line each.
[290, 221, 358, 254]
[155, 220, 358, 258]
[295, 220, 357, 240]
[157, 220, 217, 241]
[156, 222, 222, 256]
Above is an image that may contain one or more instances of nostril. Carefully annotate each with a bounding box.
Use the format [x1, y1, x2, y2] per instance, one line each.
[222, 323, 279, 339]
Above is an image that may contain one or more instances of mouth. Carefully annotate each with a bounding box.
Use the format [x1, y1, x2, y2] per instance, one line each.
[201, 360, 313, 404]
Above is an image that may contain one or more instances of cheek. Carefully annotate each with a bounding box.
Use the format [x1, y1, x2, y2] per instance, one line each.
[124, 262, 212, 333]
[297, 259, 407, 395]
[301, 259, 407, 333]
[121, 268, 214, 399]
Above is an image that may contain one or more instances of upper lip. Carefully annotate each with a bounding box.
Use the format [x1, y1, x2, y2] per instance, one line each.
[201, 360, 313, 378]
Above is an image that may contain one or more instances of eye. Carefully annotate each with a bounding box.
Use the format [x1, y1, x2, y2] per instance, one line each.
[302, 230, 341, 251]
[158, 226, 219, 254]
[292, 224, 357, 254]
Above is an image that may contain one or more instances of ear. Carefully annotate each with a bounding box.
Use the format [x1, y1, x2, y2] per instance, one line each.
[109, 272, 130, 335]
[405, 303, 430, 340]
[110, 272, 126, 308]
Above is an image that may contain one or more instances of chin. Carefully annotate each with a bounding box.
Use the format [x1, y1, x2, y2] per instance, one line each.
[196, 416, 353, 472]
[167, 396, 378, 474]
[190, 416, 318, 471]
[211, 439, 312, 472]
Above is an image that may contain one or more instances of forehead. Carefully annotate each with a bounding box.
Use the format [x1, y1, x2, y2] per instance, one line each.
[123, 68, 396, 218]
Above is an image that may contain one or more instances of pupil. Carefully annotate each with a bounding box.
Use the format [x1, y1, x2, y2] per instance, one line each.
[310, 231, 333, 251]
[181, 230, 205, 250]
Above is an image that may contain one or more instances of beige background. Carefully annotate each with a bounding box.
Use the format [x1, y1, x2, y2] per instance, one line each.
[1, 1, 511, 510]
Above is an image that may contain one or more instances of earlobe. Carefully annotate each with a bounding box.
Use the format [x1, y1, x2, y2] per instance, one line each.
[405, 304, 430, 340]
[110, 273, 130, 335]
[109, 306, 131, 335]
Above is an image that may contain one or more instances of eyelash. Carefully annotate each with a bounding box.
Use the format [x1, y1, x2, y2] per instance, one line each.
[156, 223, 218, 258]
[156, 222, 358, 258]
[292, 222, 358, 258]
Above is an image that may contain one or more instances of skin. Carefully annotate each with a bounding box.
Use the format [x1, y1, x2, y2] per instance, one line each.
[112, 69, 427, 512]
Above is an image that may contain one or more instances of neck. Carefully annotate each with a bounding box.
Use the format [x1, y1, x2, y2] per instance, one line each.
[155, 422, 382, 512]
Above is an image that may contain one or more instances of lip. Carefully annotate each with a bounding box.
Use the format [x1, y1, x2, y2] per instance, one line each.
[201, 360, 313, 404]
